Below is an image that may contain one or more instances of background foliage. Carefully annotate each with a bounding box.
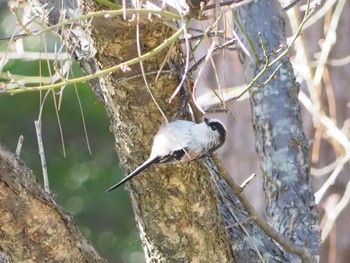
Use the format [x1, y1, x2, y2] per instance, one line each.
[0, 7, 143, 261]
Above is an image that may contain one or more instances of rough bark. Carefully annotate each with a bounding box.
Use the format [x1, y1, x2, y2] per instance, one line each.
[33, 0, 234, 262]
[0, 144, 105, 262]
[85, 15, 234, 263]
[235, 0, 320, 262]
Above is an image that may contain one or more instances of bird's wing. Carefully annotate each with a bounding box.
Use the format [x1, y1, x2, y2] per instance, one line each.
[106, 156, 160, 192]
[158, 148, 188, 163]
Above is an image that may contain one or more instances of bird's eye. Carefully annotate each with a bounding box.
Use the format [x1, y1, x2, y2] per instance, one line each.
[211, 125, 217, 131]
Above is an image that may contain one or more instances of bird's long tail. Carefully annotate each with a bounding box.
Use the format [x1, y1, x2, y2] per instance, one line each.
[106, 156, 160, 192]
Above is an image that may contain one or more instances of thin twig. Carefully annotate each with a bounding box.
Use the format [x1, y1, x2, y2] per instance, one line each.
[230, 0, 315, 102]
[35, 119, 50, 193]
[302, 0, 336, 30]
[135, 3, 169, 124]
[321, 178, 350, 241]
[221, 170, 313, 262]
[2, 26, 185, 94]
[169, 18, 191, 103]
[0, 51, 70, 60]
[282, 0, 302, 12]
[15, 135, 24, 157]
[189, 38, 237, 74]
[240, 173, 257, 189]
[0, 8, 181, 45]
[313, 0, 346, 87]
[202, 0, 251, 11]
[75, 86, 92, 155]
[192, 42, 216, 114]
[208, 162, 265, 262]
[315, 149, 350, 204]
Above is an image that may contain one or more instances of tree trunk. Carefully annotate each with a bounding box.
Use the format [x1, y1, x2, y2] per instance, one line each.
[39, 0, 235, 261]
[79, 4, 235, 262]
[235, 0, 320, 261]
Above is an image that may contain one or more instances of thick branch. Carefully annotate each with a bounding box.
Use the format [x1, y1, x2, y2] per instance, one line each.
[0, 144, 105, 262]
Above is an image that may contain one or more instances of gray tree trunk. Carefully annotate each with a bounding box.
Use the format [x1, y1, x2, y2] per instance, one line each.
[235, 1, 320, 261]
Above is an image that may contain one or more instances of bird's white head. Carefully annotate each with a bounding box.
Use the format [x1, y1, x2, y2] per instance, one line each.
[199, 118, 226, 152]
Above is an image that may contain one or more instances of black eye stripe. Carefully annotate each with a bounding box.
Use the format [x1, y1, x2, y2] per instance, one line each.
[206, 120, 226, 145]
[209, 122, 220, 131]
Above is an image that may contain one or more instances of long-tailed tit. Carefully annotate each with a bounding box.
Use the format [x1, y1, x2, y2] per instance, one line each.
[106, 118, 226, 192]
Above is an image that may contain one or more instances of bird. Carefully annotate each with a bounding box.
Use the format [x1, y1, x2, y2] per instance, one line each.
[106, 118, 226, 192]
